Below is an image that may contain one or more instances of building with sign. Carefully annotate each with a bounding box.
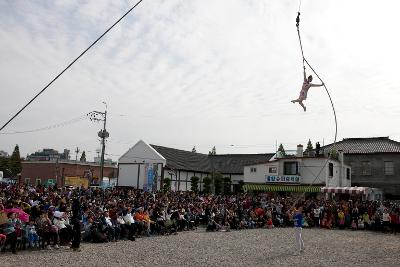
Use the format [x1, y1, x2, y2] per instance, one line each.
[243, 145, 351, 193]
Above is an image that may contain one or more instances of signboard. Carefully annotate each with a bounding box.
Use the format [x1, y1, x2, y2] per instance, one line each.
[65, 176, 89, 189]
[266, 175, 301, 183]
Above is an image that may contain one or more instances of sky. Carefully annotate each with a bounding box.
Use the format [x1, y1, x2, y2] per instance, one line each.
[1, 0, 400, 161]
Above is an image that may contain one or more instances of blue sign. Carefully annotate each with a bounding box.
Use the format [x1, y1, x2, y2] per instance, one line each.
[266, 175, 301, 183]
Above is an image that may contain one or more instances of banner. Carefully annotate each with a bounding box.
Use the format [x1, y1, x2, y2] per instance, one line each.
[265, 175, 301, 183]
[147, 167, 153, 192]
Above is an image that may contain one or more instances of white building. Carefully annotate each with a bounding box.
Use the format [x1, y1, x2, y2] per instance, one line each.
[0, 150, 9, 158]
[118, 140, 272, 191]
[243, 145, 351, 193]
[118, 140, 166, 190]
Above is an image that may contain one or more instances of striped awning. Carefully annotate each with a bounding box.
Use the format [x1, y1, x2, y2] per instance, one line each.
[243, 184, 321, 193]
[321, 187, 371, 194]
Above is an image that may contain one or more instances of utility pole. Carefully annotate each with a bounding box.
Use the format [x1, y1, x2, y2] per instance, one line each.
[75, 147, 80, 176]
[88, 103, 109, 187]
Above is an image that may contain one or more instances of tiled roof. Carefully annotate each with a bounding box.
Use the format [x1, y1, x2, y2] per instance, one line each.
[323, 137, 400, 154]
[150, 145, 274, 174]
[150, 145, 211, 173]
[209, 154, 274, 174]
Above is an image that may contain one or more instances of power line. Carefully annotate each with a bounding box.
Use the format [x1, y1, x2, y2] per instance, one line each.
[0, 0, 145, 133]
[0, 114, 88, 135]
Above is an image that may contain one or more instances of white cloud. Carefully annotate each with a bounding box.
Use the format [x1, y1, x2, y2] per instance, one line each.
[1, 0, 400, 160]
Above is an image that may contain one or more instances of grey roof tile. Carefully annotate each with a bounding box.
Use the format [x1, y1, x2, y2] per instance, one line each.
[323, 137, 400, 154]
[150, 144, 274, 174]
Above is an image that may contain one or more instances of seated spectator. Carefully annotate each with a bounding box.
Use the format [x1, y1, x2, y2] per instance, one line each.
[123, 207, 136, 241]
[358, 217, 364, 230]
[0, 233, 6, 248]
[362, 211, 370, 230]
[351, 219, 357, 230]
[53, 211, 71, 246]
[101, 211, 116, 242]
[134, 208, 145, 236]
[338, 210, 345, 229]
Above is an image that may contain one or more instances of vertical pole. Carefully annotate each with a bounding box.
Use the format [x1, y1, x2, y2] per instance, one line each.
[99, 110, 107, 187]
[75, 147, 80, 176]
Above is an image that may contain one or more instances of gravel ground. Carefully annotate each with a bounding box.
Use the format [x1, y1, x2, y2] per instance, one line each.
[2, 228, 400, 267]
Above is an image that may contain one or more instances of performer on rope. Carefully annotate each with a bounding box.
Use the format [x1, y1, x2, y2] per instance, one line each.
[293, 204, 305, 254]
[291, 64, 324, 111]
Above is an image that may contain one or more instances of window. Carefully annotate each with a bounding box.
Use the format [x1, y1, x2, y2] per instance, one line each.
[269, 167, 277, 173]
[361, 161, 371, 175]
[349, 162, 356, 176]
[328, 163, 334, 177]
[346, 168, 351, 180]
[25, 178, 31, 185]
[250, 167, 257, 173]
[36, 178, 41, 186]
[384, 161, 394, 175]
[284, 162, 298, 175]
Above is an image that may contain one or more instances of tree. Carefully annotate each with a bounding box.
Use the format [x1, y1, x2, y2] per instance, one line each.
[208, 146, 216, 155]
[329, 149, 338, 160]
[163, 178, 171, 192]
[237, 180, 244, 193]
[190, 176, 199, 192]
[223, 177, 232, 195]
[191, 146, 197, 153]
[277, 143, 286, 156]
[213, 172, 223, 195]
[305, 139, 314, 153]
[0, 156, 11, 177]
[203, 177, 212, 194]
[80, 151, 86, 162]
[9, 145, 22, 177]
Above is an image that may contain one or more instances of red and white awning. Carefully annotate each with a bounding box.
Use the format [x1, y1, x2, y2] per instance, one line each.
[321, 187, 371, 194]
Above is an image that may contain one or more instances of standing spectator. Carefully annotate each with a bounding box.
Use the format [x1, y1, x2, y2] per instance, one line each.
[26, 218, 39, 248]
[382, 209, 391, 233]
[71, 198, 82, 252]
[3, 212, 19, 254]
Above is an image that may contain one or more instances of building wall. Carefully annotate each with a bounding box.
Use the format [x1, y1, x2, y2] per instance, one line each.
[120, 166, 241, 192]
[346, 153, 400, 197]
[118, 163, 163, 190]
[21, 161, 117, 186]
[244, 158, 351, 187]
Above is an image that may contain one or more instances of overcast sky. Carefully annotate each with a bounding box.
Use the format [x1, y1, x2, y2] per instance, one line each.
[1, 0, 400, 161]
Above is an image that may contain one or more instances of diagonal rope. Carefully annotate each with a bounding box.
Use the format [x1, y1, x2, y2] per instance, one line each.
[290, 11, 338, 209]
[0, 0, 145, 133]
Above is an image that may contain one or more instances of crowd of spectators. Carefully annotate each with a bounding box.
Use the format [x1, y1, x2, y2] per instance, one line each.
[0, 184, 399, 254]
